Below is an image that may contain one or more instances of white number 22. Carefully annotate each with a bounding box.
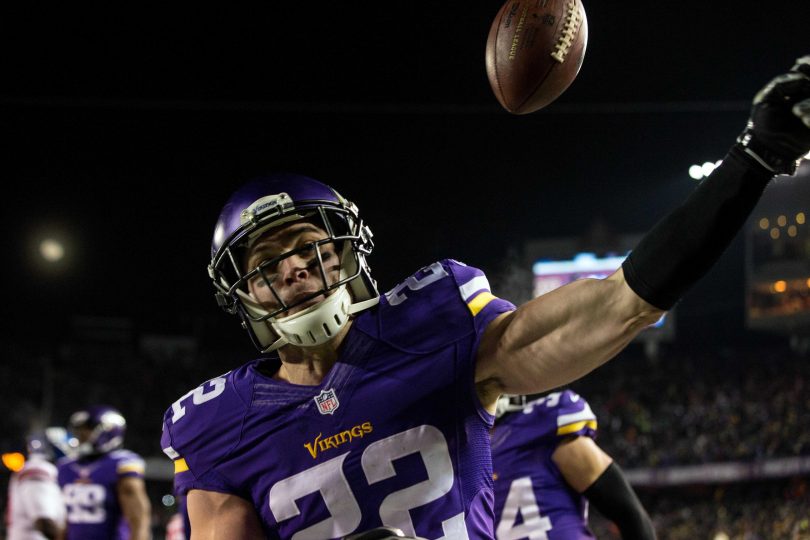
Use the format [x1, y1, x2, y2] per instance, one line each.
[268, 425, 469, 540]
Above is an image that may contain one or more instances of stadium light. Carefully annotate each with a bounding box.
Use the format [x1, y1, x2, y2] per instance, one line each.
[39, 238, 65, 263]
[2, 452, 25, 472]
[688, 160, 723, 180]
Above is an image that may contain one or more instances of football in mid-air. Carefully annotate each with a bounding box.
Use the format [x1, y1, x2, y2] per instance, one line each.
[486, 0, 588, 114]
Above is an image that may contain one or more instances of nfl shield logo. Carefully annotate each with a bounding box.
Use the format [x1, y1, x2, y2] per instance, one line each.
[314, 388, 340, 415]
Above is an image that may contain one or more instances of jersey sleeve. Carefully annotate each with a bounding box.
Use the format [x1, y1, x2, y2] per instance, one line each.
[113, 451, 146, 479]
[161, 369, 248, 496]
[526, 390, 598, 443]
[374, 259, 516, 352]
[445, 259, 516, 338]
[551, 390, 598, 441]
[17, 460, 57, 483]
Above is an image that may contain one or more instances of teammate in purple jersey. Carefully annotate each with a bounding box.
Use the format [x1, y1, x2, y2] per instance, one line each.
[491, 391, 655, 540]
[57, 406, 152, 540]
[161, 58, 810, 539]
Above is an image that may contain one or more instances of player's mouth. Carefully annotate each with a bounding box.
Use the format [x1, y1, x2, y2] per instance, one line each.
[283, 290, 327, 316]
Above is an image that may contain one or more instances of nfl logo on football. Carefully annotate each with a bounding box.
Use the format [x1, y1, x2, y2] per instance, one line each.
[314, 388, 340, 415]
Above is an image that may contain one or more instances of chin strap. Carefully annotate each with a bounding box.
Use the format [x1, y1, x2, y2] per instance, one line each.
[266, 286, 379, 351]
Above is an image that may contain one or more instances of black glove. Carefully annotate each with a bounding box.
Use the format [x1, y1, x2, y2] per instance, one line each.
[737, 55, 810, 175]
[343, 527, 424, 540]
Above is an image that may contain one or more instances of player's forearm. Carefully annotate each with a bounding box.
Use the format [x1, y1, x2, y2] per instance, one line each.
[622, 144, 772, 310]
[119, 486, 153, 540]
[127, 514, 152, 540]
[34, 517, 62, 540]
[481, 272, 662, 395]
[188, 490, 265, 540]
[584, 462, 656, 540]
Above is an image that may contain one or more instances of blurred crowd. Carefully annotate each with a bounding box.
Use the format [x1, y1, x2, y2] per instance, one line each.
[590, 478, 810, 539]
[570, 341, 810, 468]
[0, 320, 238, 461]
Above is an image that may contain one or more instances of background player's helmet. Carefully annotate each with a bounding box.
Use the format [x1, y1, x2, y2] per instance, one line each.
[495, 394, 528, 418]
[26, 427, 76, 461]
[69, 405, 127, 456]
[209, 173, 379, 352]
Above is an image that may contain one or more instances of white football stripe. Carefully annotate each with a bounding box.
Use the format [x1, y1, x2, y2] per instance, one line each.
[458, 275, 491, 301]
[557, 403, 596, 427]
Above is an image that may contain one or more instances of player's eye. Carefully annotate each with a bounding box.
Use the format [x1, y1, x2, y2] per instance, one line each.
[249, 260, 279, 288]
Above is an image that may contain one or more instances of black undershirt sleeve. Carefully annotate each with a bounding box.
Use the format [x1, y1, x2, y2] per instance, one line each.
[622, 144, 773, 310]
[583, 462, 656, 540]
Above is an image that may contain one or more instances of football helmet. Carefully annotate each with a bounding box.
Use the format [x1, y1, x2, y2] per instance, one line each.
[209, 173, 379, 352]
[495, 394, 528, 418]
[26, 427, 77, 461]
[68, 405, 127, 456]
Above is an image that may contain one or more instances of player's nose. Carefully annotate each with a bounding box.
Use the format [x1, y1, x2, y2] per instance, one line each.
[279, 254, 311, 285]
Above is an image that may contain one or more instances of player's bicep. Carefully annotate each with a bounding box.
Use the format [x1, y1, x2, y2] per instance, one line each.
[551, 436, 613, 493]
[476, 268, 663, 398]
[187, 489, 264, 540]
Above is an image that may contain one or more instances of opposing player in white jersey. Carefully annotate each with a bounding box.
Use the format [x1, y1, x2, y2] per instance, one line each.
[6, 428, 70, 540]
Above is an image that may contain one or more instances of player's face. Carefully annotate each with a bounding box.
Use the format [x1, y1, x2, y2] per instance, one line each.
[74, 426, 93, 444]
[245, 221, 341, 316]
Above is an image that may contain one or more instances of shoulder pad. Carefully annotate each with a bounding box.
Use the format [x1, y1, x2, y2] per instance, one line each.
[363, 259, 513, 352]
[18, 460, 57, 482]
[523, 390, 598, 441]
[109, 450, 145, 476]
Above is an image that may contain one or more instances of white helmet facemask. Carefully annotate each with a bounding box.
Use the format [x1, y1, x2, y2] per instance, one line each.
[233, 229, 378, 352]
[495, 394, 528, 418]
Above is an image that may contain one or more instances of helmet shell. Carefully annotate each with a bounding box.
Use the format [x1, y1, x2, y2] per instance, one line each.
[69, 405, 126, 455]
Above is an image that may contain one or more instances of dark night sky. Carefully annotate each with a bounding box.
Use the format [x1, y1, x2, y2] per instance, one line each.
[2, 2, 807, 348]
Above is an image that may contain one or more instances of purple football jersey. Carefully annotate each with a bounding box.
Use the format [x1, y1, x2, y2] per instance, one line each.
[57, 450, 146, 540]
[162, 260, 515, 539]
[490, 391, 597, 540]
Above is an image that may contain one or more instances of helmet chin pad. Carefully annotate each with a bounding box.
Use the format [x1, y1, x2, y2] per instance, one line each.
[272, 285, 352, 348]
[236, 239, 379, 352]
[241, 285, 373, 352]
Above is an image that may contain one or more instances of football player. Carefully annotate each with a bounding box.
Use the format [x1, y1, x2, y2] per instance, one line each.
[6, 428, 71, 540]
[491, 392, 655, 539]
[161, 57, 810, 539]
[57, 406, 151, 540]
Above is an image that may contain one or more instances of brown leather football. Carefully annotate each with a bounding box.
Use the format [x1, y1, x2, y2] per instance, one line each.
[486, 0, 588, 114]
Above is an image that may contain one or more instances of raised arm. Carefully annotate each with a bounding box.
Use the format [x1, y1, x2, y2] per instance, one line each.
[476, 56, 810, 408]
[187, 489, 265, 540]
[117, 476, 152, 540]
[477, 268, 660, 402]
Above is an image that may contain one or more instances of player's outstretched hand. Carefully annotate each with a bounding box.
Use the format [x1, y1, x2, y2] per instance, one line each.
[343, 526, 425, 540]
[737, 55, 810, 175]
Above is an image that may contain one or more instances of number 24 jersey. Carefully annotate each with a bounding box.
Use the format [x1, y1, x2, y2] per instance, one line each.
[491, 391, 598, 540]
[161, 260, 516, 539]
